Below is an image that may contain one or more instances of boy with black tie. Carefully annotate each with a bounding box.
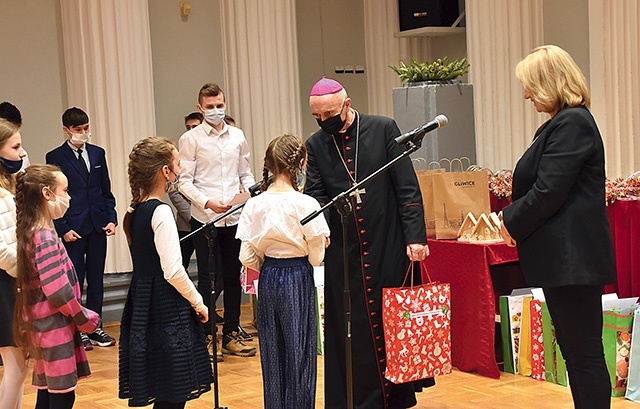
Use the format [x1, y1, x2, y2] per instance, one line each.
[46, 107, 118, 350]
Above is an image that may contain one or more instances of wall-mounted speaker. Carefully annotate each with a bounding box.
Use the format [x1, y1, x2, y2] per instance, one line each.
[398, 0, 460, 31]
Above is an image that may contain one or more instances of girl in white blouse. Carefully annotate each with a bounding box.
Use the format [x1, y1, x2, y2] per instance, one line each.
[236, 134, 330, 409]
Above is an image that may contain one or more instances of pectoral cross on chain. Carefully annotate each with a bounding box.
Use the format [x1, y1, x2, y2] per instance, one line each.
[350, 187, 366, 204]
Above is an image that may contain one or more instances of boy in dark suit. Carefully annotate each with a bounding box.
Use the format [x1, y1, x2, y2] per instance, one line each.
[46, 107, 118, 350]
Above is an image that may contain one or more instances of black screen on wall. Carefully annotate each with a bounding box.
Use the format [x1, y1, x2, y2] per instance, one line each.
[398, 0, 460, 31]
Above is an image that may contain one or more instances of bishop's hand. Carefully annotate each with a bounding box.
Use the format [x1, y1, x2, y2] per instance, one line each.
[406, 243, 429, 261]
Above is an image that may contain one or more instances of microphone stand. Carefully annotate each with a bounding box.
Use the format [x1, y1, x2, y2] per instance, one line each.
[301, 138, 424, 409]
[180, 197, 253, 409]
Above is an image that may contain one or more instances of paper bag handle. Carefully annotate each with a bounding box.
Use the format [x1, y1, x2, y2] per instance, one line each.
[402, 262, 415, 287]
[427, 160, 441, 170]
[402, 261, 434, 287]
[412, 157, 427, 170]
[422, 263, 433, 284]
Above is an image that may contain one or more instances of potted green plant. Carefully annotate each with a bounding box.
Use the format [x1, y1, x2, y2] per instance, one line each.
[389, 57, 470, 86]
[391, 56, 476, 165]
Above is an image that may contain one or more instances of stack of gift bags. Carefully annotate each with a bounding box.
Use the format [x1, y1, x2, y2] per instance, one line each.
[500, 289, 640, 401]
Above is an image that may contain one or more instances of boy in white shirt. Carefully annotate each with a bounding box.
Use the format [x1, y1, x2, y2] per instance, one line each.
[178, 83, 256, 357]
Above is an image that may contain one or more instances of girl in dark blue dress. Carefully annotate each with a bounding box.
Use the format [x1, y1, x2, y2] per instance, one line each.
[119, 136, 212, 409]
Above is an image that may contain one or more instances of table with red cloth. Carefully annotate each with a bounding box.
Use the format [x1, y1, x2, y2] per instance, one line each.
[420, 198, 640, 379]
[605, 197, 640, 298]
[420, 240, 523, 379]
[490, 192, 640, 298]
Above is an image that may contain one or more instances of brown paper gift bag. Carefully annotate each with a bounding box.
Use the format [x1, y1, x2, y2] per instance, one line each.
[431, 166, 490, 239]
[414, 159, 446, 238]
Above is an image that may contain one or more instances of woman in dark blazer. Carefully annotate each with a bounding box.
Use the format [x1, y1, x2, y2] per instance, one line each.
[501, 45, 616, 409]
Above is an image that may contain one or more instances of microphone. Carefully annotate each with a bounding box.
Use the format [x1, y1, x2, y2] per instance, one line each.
[248, 176, 274, 196]
[394, 114, 448, 145]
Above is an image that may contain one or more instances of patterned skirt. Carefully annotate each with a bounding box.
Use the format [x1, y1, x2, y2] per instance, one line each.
[118, 274, 212, 406]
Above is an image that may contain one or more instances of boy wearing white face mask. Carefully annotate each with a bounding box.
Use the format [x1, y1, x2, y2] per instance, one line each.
[178, 83, 257, 358]
[45, 107, 118, 351]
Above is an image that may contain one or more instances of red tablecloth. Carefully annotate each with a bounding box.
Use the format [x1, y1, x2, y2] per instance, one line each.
[421, 240, 521, 379]
[491, 194, 640, 298]
[489, 193, 511, 213]
[605, 198, 640, 297]
[421, 196, 639, 379]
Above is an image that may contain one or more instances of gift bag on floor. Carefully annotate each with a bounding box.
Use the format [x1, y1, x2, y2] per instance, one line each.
[499, 294, 527, 374]
[382, 264, 451, 383]
[603, 309, 635, 397]
[541, 302, 568, 386]
[240, 267, 260, 295]
[431, 158, 491, 239]
[315, 285, 326, 355]
[625, 308, 640, 402]
[518, 296, 534, 377]
[530, 299, 545, 380]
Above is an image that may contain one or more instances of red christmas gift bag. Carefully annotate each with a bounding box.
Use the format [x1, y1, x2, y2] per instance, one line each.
[530, 299, 545, 381]
[240, 267, 260, 295]
[382, 265, 452, 383]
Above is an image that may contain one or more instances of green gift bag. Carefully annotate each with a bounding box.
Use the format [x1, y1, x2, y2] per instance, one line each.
[541, 302, 568, 386]
[315, 285, 325, 355]
[499, 294, 526, 374]
[602, 310, 634, 397]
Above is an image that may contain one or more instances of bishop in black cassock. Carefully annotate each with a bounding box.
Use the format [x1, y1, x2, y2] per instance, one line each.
[305, 77, 434, 409]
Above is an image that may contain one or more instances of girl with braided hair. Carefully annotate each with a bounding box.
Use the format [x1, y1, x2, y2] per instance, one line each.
[0, 119, 29, 409]
[13, 164, 100, 409]
[118, 136, 212, 409]
[236, 133, 330, 409]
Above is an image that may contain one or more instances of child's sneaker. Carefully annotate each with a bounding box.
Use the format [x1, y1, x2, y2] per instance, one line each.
[88, 328, 116, 347]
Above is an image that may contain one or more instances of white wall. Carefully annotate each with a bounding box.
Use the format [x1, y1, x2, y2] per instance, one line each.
[148, 0, 225, 143]
[296, 0, 369, 139]
[0, 0, 68, 163]
[0, 1, 623, 181]
[543, 0, 590, 81]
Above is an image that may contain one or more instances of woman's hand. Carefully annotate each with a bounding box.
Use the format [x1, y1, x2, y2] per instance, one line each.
[500, 222, 517, 247]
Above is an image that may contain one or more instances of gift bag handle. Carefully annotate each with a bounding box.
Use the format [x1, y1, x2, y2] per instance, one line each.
[439, 158, 452, 172]
[412, 157, 427, 170]
[427, 160, 441, 170]
[401, 262, 434, 287]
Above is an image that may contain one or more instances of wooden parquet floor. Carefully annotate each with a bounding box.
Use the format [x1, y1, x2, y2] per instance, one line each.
[4, 304, 639, 408]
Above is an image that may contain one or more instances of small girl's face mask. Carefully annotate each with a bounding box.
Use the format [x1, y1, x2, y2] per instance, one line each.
[44, 187, 71, 220]
[165, 167, 181, 193]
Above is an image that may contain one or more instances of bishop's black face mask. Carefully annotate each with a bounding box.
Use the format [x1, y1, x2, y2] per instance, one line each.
[316, 99, 346, 134]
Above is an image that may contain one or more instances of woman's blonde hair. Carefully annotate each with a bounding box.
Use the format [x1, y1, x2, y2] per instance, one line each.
[515, 45, 590, 112]
[0, 118, 20, 192]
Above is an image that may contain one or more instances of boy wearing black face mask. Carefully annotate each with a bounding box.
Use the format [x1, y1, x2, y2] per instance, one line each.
[45, 107, 118, 351]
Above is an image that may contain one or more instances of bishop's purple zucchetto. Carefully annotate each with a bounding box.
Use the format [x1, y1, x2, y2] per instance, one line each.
[310, 77, 344, 96]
